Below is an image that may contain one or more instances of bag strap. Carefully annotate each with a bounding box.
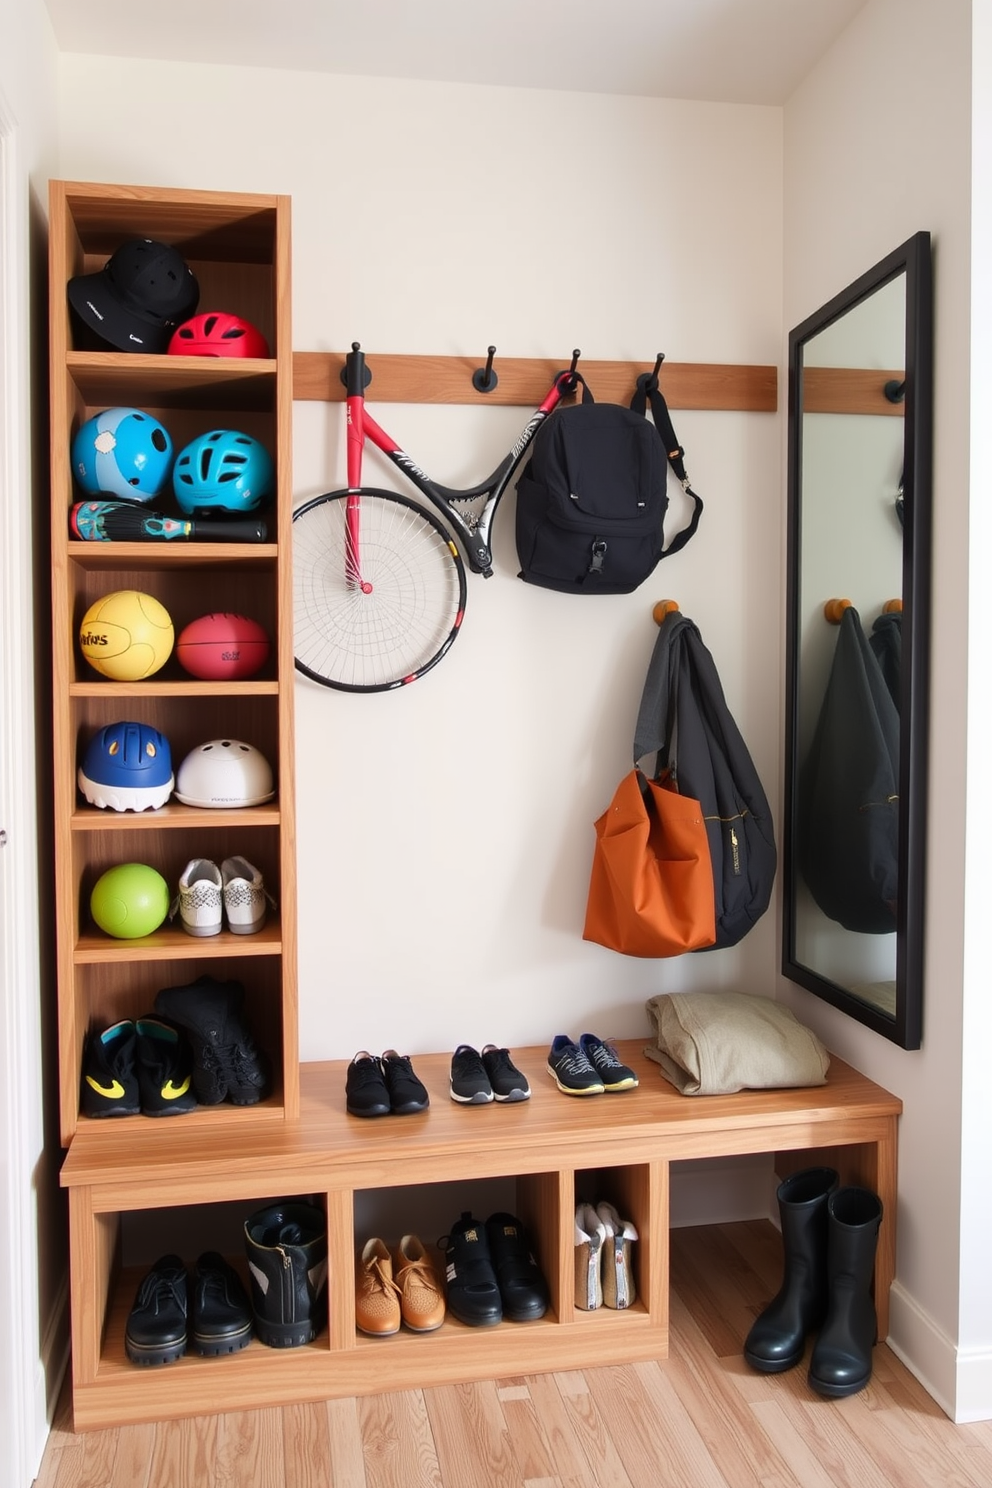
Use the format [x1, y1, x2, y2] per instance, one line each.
[632, 609, 688, 778]
[631, 371, 703, 556]
[563, 370, 595, 405]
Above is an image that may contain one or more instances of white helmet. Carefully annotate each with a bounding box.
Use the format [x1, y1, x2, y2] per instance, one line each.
[174, 739, 274, 808]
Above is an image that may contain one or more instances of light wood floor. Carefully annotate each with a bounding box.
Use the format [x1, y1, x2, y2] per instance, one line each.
[35, 1221, 992, 1488]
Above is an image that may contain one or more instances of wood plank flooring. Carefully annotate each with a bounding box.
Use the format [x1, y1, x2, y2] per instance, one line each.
[35, 1221, 992, 1488]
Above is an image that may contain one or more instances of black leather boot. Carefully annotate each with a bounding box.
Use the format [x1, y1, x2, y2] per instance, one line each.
[244, 1202, 328, 1348]
[808, 1186, 883, 1397]
[744, 1165, 838, 1373]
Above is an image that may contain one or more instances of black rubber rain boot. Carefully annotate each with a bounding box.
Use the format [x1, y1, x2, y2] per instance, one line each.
[808, 1186, 883, 1397]
[244, 1202, 328, 1348]
[744, 1166, 838, 1373]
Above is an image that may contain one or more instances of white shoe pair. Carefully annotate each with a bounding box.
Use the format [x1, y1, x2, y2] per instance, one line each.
[574, 1201, 639, 1311]
[174, 856, 273, 937]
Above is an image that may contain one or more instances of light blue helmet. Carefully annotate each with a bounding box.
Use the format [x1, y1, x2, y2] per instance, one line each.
[172, 429, 274, 515]
[72, 407, 174, 503]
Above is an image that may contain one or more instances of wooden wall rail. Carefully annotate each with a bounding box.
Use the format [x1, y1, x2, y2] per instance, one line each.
[802, 366, 906, 416]
[293, 351, 778, 412]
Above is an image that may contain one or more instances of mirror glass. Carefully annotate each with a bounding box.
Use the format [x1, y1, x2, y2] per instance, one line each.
[783, 233, 932, 1049]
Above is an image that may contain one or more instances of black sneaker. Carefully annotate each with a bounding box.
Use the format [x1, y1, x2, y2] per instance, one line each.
[438, 1213, 502, 1326]
[153, 975, 269, 1106]
[578, 1033, 639, 1092]
[190, 1252, 253, 1356]
[547, 1035, 605, 1096]
[125, 1255, 188, 1366]
[381, 1050, 430, 1114]
[134, 1016, 197, 1116]
[486, 1212, 549, 1321]
[481, 1044, 531, 1103]
[449, 1045, 494, 1104]
[80, 1020, 140, 1118]
[345, 1052, 391, 1117]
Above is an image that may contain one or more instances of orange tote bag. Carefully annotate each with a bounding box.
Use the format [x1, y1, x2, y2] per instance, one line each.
[583, 768, 716, 958]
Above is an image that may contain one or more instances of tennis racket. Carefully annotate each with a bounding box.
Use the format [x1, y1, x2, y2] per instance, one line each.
[70, 500, 268, 543]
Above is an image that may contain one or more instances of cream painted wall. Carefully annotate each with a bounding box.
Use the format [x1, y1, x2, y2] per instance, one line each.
[56, 59, 785, 1068]
[782, 0, 980, 1420]
[0, 2, 64, 1482]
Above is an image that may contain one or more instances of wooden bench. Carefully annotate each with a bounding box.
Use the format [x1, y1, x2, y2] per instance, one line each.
[60, 1041, 901, 1430]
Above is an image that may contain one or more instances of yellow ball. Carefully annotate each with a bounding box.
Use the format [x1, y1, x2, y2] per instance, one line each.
[79, 590, 174, 681]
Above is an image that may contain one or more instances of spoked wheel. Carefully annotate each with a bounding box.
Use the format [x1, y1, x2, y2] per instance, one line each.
[293, 488, 467, 692]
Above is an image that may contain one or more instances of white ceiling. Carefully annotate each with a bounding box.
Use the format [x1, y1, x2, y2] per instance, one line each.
[42, 0, 867, 106]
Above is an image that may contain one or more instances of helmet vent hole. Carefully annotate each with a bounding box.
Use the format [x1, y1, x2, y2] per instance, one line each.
[223, 327, 245, 340]
[151, 429, 168, 452]
[204, 315, 218, 334]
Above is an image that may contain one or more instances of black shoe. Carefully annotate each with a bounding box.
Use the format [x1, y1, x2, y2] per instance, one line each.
[244, 1202, 328, 1349]
[80, 1020, 140, 1118]
[486, 1213, 549, 1321]
[481, 1044, 531, 1103]
[578, 1034, 638, 1092]
[547, 1035, 605, 1096]
[438, 1213, 502, 1326]
[449, 1045, 494, 1105]
[381, 1050, 429, 1114]
[134, 1016, 197, 1116]
[346, 1052, 391, 1117]
[153, 975, 269, 1105]
[125, 1255, 188, 1366]
[190, 1252, 253, 1356]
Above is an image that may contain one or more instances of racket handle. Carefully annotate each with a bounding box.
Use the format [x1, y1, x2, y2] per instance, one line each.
[190, 516, 269, 542]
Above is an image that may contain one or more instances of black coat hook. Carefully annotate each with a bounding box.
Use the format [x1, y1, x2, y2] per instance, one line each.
[649, 351, 666, 390]
[568, 348, 581, 378]
[472, 345, 499, 393]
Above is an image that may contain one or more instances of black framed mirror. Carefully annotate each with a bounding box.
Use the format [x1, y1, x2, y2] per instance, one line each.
[783, 232, 932, 1049]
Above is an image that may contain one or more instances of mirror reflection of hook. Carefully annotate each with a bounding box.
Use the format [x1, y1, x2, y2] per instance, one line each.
[472, 344, 499, 394]
[884, 378, 906, 403]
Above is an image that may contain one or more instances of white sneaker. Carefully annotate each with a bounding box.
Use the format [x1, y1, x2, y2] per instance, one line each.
[221, 856, 272, 935]
[175, 859, 223, 937]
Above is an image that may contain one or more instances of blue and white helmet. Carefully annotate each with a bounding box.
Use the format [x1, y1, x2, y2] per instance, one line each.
[72, 407, 174, 503]
[78, 721, 173, 812]
[172, 429, 274, 515]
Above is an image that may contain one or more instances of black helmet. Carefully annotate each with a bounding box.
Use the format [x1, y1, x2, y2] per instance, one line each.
[68, 238, 200, 354]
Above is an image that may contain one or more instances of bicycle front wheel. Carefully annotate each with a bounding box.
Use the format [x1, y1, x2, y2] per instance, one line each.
[293, 488, 467, 692]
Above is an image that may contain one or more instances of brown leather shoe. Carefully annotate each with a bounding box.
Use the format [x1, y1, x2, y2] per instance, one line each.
[355, 1238, 401, 1336]
[393, 1234, 445, 1332]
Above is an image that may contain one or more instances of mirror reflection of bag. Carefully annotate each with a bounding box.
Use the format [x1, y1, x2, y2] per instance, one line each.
[799, 605, 899, 934]
[584, 607, 776, 957]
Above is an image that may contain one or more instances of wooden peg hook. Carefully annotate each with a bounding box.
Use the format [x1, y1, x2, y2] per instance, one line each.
[824, 598, 853, 624]
[883, 597, 903, 614]
[653, 599, 679, 625]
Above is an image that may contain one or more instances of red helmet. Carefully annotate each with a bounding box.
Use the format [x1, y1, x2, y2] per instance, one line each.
[167, 311, 269, 359]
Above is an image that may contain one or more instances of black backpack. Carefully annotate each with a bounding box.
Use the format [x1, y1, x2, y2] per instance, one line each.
[634, 608, 777, 949]
[515, 373, 703, 594]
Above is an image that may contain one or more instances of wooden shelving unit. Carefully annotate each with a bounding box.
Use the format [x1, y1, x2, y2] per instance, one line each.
[48, 179, 298, 1148]
[59, 1042, 900, 1431]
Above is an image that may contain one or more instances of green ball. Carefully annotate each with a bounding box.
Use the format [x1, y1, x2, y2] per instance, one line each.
[90, 862, 170, 939]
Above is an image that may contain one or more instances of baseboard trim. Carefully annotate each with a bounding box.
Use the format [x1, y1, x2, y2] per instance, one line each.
[887, 1278, 958, 1421]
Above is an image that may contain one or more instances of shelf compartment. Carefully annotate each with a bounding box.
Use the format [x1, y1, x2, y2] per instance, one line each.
[74, 922, 284, 964]
[67, 352, 277, 411]
[71, 802, 282, 831]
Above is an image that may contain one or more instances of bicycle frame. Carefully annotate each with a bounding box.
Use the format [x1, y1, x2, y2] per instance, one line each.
[342, 342, 576, 578]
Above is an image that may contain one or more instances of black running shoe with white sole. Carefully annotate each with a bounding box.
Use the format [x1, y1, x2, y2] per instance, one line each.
[546, 1035, 605, 1096]
[449, 1044, 494, 1104]
[481, 1044, 531, 1103]
[381, 1050, 430, 1114]
[578, 1033, 639, 1092]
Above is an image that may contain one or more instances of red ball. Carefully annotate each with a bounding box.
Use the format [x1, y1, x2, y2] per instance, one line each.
[175, 612, 270, 681]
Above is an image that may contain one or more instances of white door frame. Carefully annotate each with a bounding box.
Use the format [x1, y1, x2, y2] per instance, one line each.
[0, 91, 59, 1486]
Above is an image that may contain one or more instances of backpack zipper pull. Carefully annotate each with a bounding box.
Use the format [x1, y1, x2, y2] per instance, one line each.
[588, 540, 607, 575]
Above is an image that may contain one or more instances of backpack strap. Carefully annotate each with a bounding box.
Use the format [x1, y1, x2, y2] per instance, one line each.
[631, 372, 703, 556]
[632, 609, 688, 778]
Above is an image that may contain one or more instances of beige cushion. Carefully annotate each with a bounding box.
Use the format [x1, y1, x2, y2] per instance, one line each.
[643, 992, 830, 1096]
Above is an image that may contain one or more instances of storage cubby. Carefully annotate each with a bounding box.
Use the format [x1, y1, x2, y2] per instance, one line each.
[49, 178, 297, 1149]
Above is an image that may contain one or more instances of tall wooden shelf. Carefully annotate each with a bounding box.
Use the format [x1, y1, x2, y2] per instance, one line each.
[48, 179, 298, 1150]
